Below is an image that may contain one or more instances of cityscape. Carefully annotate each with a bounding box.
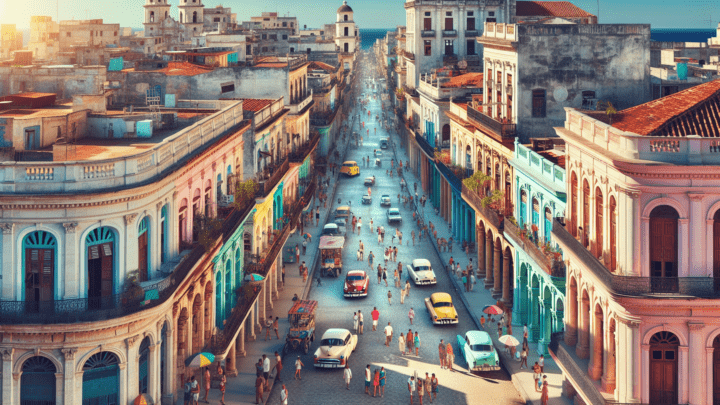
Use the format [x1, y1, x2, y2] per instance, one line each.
[1, 1, 720, 404]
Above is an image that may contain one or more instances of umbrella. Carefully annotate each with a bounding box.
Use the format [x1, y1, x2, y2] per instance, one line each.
[244, 273, 265, 282]
[133, 393, 154, 405]
[303, 233, 311, 239]
[482, 305, 504, 316]
[185, 352, 215, 368]
[498, 335, 520, 347]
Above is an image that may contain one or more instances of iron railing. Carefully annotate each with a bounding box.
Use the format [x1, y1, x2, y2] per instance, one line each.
[504, 218, 566, 278]
[550, 334, 607, 405]
[420, 30, 436, 38]
[289, 131, 321, 163]
[414, 132, 436, 158]
[442, 30, 458, 37]
[466, 105, 516, 138]
[465, 30, 479, 36]
[435, 159, 463, 192]
[256, 157, 289, 197]
[553, 218, 720, 297]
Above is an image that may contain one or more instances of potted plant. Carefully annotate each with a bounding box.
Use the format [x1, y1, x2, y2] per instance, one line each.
[122, 270, 145, 308]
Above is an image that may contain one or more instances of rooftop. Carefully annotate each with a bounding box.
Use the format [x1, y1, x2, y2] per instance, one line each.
[240, 99, 275, 112]
[122, 61, 214, 76]
[308, 61, 337, 72]
[441, 72, 483, 88]
[515, 1, 595, 18]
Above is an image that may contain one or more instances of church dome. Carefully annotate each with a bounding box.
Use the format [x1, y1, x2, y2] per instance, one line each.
[337, 1, 353, 13]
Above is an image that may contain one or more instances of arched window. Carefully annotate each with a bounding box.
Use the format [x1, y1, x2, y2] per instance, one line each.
[650, 205, 679, 292]
[86, 227, 115, 309]
[83, 352, 120, 405]
[649, 331, 679, 404]
[344, 14, 348, 21]
[609, 196, 617, 272]
[582, 180, 590, 247]
[570, 172, 578, 237]
[192, 11, 198, 23]
[23, 231, 57, 311]
[179, 198, 188, 245]
[532, 198, 540, 240]
[150, 11, 155, 23]
[344, 26, 349, 36]
[215, 271, 224, 329]
[21, 356, 57, 405]
[595, 187, 603, 258]
[160, 205, 168, 264]
[138, 217, 149, 282]
[494, 163, 500, 191]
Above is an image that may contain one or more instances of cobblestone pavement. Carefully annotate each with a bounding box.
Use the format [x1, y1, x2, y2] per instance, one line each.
[264, 64, 524, 405]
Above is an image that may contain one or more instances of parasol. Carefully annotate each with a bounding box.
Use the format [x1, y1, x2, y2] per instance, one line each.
[185, 352, 215, 368]
[498, 335, 520, 346]
[482, 305, 504, 316]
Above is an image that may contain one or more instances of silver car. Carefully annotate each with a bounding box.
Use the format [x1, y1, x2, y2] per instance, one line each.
[386, 208, 402, 224]
[380, 195, 391, 207]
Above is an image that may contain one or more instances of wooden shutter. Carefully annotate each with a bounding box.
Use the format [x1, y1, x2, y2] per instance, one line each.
[424, 18, 432, 31]
[467, 18, 475, 30]
[445, 18, 453, 31]
[101, 243, 113, 297]
[138, 232, 148, 282]
[571, 175, 578, 236]
[609, 199, 617, 272]
[41, 249, 54, 301]
[26, 248, 54, 302]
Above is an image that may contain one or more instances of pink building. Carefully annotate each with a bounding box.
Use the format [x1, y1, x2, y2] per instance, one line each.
[550, 80, 720, 405]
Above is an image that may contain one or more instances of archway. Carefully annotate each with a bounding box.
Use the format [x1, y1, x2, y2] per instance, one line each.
[23, 230, 57, 312]
[86, 227, 115, 310]
[518, 263, 529, 324]
[589, 303, 604, 380]
[542, 286, 552, 350]
[554, 296, 564, 334]
[649, 331, 679, 404]
[82, 352, 119, 405]
[503, 247, 513, 306]
[532, 198, 540, 241]
[21, 356, 56, 405]
[577, 289, 590, 359]
[494, 163, 501, 191]
[204, 281, 213, 341]
[713, 335, 720, 404]
[139, 336, 151, 394]
[204, 179, 212, 218]
[530, 275, 540, 341]
[138, 216, 150, 282]
[216, 270, 224, 329]
[192, 11, 197, 23]
[192, 188, 201, 242]
[179, 198, 188, 246]
[504, 171, 512, 215]
[465, 145, 472, 176]
[192, 294, 203, 354]
[177, 307, 189, 371]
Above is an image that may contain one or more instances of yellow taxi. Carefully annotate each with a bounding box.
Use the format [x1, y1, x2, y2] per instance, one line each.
[424, 292, 459, 325]
[340, 161, 360, 177]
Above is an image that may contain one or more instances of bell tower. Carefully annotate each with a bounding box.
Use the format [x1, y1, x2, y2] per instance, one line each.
[335, 1, 357, 54]
[143, 0, 171, 37]
[178, 0, 205, 35]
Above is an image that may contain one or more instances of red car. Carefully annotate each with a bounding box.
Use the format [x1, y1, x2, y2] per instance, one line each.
[344, 270, 369, 297]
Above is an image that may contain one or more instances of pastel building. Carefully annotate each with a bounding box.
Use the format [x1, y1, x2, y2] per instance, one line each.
[551, 80, 720, 405]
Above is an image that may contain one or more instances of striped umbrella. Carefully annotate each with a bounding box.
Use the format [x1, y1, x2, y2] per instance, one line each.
[482, 305, 504, 316]
[185, 352, 215, 368]
[133, 393, 154, 405]
[499, 335, 520, 347]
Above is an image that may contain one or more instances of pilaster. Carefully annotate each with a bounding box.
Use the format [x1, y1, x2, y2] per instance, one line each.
[2, 348, 14, 405]
[61, 348, 77, 405]
[63, 223, 79, 298]
[1, 223, 15, 300]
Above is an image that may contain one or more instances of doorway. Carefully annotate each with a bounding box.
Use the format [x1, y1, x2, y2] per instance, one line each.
[138, 217, 149, 282]
[86, 227, 115, 310]
[649, 331, 679, 404]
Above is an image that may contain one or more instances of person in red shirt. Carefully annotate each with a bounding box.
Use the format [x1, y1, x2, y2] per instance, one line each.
[371, 307, 380, 331]
[446, 342, 454, 372]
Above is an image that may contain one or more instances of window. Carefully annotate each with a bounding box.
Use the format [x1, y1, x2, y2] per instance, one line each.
[444, 40, 453, 56]
[445, 17, 453, 31]
[424, 40, 432, 56]
[282, 34, 287, 40]
[214, 18, 221, 22]
[467, 16, 476, 31]
[114, 31, 117, 36]
[650, 206, 679, 290]
[609, 196, 617, 272]
[424, 16, 432, 31]
[262, 34, 267, 40]
[344, 43, 349, 52]
[99, 31, 103, 37]
[282, 22, 287, 27]
[467, 39, 475, 55]
[582, 180, 590, 247]
[262, 47, 268, 52]
[582, 90, 597, 110]
[246, 44, 252, 55]
[571, 172, 578, 236]
[221, 82, 235, 93]
[66, 31, 71, 37]
[532, 89, 546, 118]
[446, 11, 452, 16]
[595, 187, 603, 258]
[344, 27, 349, 36]
[344, 14, 348, 21]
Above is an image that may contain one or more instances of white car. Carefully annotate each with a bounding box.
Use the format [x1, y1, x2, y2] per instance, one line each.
[313, 328, 358, 368]
[406, 258, 437, 285]
[380, 195, 391, 207]
[386, 208, 402, 224]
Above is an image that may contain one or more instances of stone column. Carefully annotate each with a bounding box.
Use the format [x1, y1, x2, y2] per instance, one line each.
[55, 373, 64, 405]
[63, 223, 79, 298]
[679, 345, 689, 404]
[237, 322, 246, 357]
[502, 249, 511, 304]
[124, 213, 140, 277]
[628, 321, 641, 402]
[601, 321, 616, 393]
[125, 336, 140, 402]
[248, 299, 257, 340]
[477, 226, 485, 278]
[485, 231, 494, 288]
[148, 344, 159, 403]
[261, 280, 267, 323]
[162, 324, 175, 402]
[565, 281, 578, 346]
[707, 347, 715, 405]
[678, 218, 690, 277]
[226, 343, 237, 377]
[492, 242, 502, 298]
[576, 294, 590, 359]
[688, 194, 706, 273]
[1, 224, 15, 300]
[2, 348, 14, 405]
[688, 322, 704, 405]
[588, 307, 603, 380]
[118, 362, 127, 405]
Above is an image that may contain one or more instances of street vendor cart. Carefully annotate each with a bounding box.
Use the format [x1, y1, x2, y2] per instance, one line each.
[319, 235, 345, 277]
[284, 300, 317, 354]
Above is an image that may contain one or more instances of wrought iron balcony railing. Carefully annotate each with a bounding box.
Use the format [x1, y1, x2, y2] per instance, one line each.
[421, 30, 436, 38]
[466, 105, 516, 138]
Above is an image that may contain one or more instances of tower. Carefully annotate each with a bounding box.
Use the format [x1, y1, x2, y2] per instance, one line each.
[335, 1, 357, 55]
[143, 0, 171, 37]
[178, 0, 205, 35]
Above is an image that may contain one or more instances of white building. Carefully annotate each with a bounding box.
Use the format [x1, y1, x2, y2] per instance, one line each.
[335, 1, 359, 71]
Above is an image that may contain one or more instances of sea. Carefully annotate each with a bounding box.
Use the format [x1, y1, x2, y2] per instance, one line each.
[359, 28, 718, 50]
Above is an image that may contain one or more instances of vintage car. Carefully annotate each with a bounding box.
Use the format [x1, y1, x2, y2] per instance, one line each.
[322, 223, 344, 237]
[340, 161, 360, 177]
[375, 150, 383, 159]
[380, 195, 392, 207]
[457, 330, 501, 371]
[283, 247, 296, 263]
[380, 139, 389, 149]
[406, 258, 437, 285]
[343, 270, 369, 297]
[364, 176, 376, 186]
[313, 328, 358, 368]
[334, 206, 352, 219]
[386, 208, 402, 224]
[424, 292, 459, 325]
[362, 194, 372, 204]
[284, 300, 317, 354]
[332, 218, 348, 235]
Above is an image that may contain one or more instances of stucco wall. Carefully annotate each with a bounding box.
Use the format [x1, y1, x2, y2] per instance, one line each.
[0, 66, 106, 99]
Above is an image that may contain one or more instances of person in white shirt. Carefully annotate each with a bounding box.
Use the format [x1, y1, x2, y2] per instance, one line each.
[280, 384, 288, 405]
[294, 356, 304, 380]
[384, 322, 393, 346]
[262, 354, 271, 389]
[365, 365, 372, 394]
[408, 376, 416, 404]
[353, 312, 359, 333]
[358, 310, 364, 334]
[343, 364, 353, 390]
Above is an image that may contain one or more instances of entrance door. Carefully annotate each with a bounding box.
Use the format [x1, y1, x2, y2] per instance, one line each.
[21, 356, 56, 405]
[139, 337, 150, 394]
[138, 217, 148, 282]
[82, 352, 119, 405]
[649, 331, 679, 405]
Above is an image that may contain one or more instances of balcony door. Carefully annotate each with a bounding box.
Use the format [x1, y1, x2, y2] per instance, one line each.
[23, 231, 56, 313]
[649, 331, 679, 405]
[444, 40, 453, 56]
[138, 216, 149, 282]
[714, 210, 720, 290]
[424, 15, 432, 31]
[86, 227, 115, 309]
[650, 205, 678, 292]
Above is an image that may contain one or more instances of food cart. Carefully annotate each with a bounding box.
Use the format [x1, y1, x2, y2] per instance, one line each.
[319, 235, 345, 277]
[284, 300, 317, 354]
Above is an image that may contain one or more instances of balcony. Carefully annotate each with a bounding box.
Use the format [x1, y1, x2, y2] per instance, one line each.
[461, 184, 504, 231]
[288, 91, 313, 115]
[549, 332, 610, 405]
[289, 131, 321, 163]
[442, 30, 458, 37]
[420, 30, 436, 38]
[414, 132, 436, 158]
[465, 30, 478, 37]
[310, 107, 339, 127]
[256, 157, 289, 198]
[485, 80, 493, 89]
[552, 218, 720, 297]
[466, 105, 516, 139]
[504, 218, 565, 279]
[434, 158, 465, 192]
[0, 199, 257, 325]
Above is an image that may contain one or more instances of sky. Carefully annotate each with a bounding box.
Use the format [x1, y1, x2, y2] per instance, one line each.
[0, 0, 718, 30]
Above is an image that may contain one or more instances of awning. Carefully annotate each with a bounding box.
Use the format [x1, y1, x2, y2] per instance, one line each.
[259, 150, 272, 157]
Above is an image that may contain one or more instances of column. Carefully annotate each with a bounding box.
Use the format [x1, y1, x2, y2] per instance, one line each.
[484, 232, 493, 288]
[589, 308, 603, 380]
[63, 223, 79, 298]
[678, 218, 690, 277]
[1, 224, 15, 300]
[687, 322, 704, 405]
[493, 241, 501, 298]
[55, 373, 64, 405]
[249, 300, 257, 340]
[477, 226, 485, 277]
[511, 269, 522, 326]
[237, 323, 246, 357]
[602, 321, 616, 393]
[576, 293, 589, 359]
[226, 342, 237, 377]
[707, 347, 715, 405]
[163, 325, 175, 401]
[688, 194, 706, 274]
[125, 214, 140, 275]
[630, 322, 642, 402]
[261, 279, 267, 322]
[2, 348, 14, 405]
[118, 362, 127, 405]
[502, 249, 511, 304]
[125, 337, 140, 402]
[148, 344, 159, 403]
[679, 345, 688, 404]
[565, 282, 578, 346]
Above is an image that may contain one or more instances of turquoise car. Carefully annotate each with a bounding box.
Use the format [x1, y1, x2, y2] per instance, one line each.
[457, 331, 501, 371]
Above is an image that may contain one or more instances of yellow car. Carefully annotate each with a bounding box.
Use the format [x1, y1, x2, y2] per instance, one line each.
[340, 161, 360, 177]
[425, 292, 459, 325]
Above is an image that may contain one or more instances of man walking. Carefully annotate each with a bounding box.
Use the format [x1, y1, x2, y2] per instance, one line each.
[365, 365, 372, 395]
[359, 240, 364, 261]
[343, 364, 352, 390]
[255, 374, 266, 405]
[438, 340, 446, 369]
[262, 354, 271, 389]
[371, 307, 380, 331]
[384, 322, 393, 346]
[273, 317, 280, 340]
[358, 310, 364, 334]
[387, 290, 392, 305]
[280, 384, 288, 405]
[353, 312, 359, 333]
[408, 375, 417, 404]
[446, 341, 454, 372]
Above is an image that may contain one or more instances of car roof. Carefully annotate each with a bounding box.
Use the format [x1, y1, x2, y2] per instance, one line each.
[319, 236, 345, 249]
[465, 330, 492, 345]
[324, 223, 338, 229]
[347, 270, 367, 276]
[389, 208, 400, 213]
[430, 292, 452, 303]
[337, 206, 350, 211]
[321, 328, 351, 339]
[381, 195, 390, 198]
[343, 161, 357, 165]
[412, 258, 431, 267]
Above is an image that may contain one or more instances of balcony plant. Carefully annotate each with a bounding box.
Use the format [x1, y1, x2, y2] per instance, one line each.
[122, 270, 145, 308]
[462, 171, 493, 193]
[234, 180, 259, 208]
[481, 190, 504, 211]
[197, 214, 223, 253]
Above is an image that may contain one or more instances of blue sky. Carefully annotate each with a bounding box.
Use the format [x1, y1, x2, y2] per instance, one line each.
[1, 0, 718, 29]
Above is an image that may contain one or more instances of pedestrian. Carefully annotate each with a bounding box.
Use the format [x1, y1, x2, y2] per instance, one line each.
[377, 264, 383, 284]
[358, 217, 362, 233]
[255, 374, 265, 405]
[273, 317, 280, 339]
[357, 249, 362, 261]
[343, 364, 352, 389]
[315, 207, 320, 226]
[446, 341, 454, 372]
[264, 318, 272, 341]
[539, 354, 545, 373]
[399, 333, 406, 355]
[523, 324, 529, 348]
[405, 280, 411, 298]
[370, 218, 374, 233]
[272, 351, 284, 383]
[379, 367, 386, 397]
[398, 263, 403, 281]
[383, 267, 388, 286]
[533, 362, 542, 391]
[371, 307, 380, 331]
[408, 375, 417, 404]
[262, 354, 271, 389]
[417, 374, 425, 404]
[373, 368, 380, 397]
[365, 365, 372, 395]
[183, 376, 192, 405]
[406, 328, 414, 355]
[219, 368, 226, 404]
[353, 312, 359, 333]
[368, 251, 374, 268]
[394, 268, 400, 288]
[470, 272, 476, 291]
[203, 367, 211, 403]
[520, 346, 528, 369]
[294, 356, 304, 380]
[384, 321, 393, 346]
[256, 358, 263, 377]
[387, 290, 392, 305]
[438, 339, 446, 369]
[295, 244, 300, 264]
[414, 331, 421, 356]
[408, 307, 415, 325]
[424, 372, 432, 401]
[461, 271, 468, 292]
[302, 239, 307, 255]
[358, 310, 364, 334]
[393, 246, 398, 262]
[541, 381, 549, 405]
[411, 230, 416, 246]
[281, 264, 285, 286]
[280, 384, 288, 405]
[359, 240, 364, 260]
[378, 231, 382, 244]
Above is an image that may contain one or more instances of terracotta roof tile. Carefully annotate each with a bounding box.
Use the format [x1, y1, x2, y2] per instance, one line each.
[308, 61, 336, 72]
[442, 72, 483, 88]
[610, 79, 720, 136]
[516, 1, 594, 18]
[153, 62, 214, 76]
[254, 62, 288, 68]
[240, 98, 275, 112]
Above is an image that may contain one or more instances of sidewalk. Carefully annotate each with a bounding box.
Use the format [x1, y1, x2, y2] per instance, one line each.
[383, 115, 570, 405]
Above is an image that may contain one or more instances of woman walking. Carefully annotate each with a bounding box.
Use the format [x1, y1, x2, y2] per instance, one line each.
[379, 367, 387, 397]
[414, 332, 421, 356]
[406, 329, 414, 355]
[399, 333, 406, 355]
[294, 356, 305, 380]
[343, 364, 352, 390]
[373, 368, 380, 397]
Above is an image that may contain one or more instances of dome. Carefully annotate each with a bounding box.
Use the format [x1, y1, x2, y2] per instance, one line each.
[338, 1, 353, 13]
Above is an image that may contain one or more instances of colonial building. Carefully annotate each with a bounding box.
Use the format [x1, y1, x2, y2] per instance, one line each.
[27, 16, 60, 61]
[551, 79, 720, 405]
[249, 12, 298, 36]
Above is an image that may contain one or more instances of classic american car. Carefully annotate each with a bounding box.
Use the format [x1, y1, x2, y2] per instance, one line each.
[364, 176, 376, 186]
[362, 194, 372, 204]
[313, 328, 358, 368]
[343, 270, 369, 297]
[322, 223, 344, 237]
[406, 258, 437, 285]
[424, 292, 459, 325]
[380, 195, 392, 207]
[457, 331, 501, 371]
[386, 208, 402, 224]
[334, 206, 351, 220]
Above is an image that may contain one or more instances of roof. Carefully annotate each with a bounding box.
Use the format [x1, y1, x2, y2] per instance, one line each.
[466, 330, 493, 345]
[254, 62, 289, 68]
[515, 1, 595, 18]
[441, 72, 484, 88]
[319, 235, 345, 249]
[288, 300, 318, 315]
[142, 61, 214, 76]
[322, 328, 351, 339]
[430, 292, 453, 302]
[610, 79, 720, 136]
[240, 98, 275, 112]
[308, 61, 337, 72]
[412, 258, 432, 267]
[337, 1, 353, 13]
[336, 205, 351, 210]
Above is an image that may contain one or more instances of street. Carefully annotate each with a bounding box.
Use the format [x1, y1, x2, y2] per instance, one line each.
[265, 54, 524, 405]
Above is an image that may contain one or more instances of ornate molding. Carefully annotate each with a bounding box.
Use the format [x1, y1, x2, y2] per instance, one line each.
[63, 223, 78, 234]
[61, 348, 77, 360]
[173, 301, 180, 317]
[0, 223, 13, 234]
[124, 213, 138, 226]
[688, 322, 704, 331]
[125, 335, 140, 349]
[1, 347, 13, 360]
[156, 201, 163, 211]
[687, 193, 705, 202]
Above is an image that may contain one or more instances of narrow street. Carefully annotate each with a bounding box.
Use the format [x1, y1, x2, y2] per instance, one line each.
[264, 53, 524, 405]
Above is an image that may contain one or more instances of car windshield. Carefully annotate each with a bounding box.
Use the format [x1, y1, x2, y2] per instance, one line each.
[415, 265, 430, 271]
[389, 209, 399, 215]
[321, 338, 344, 346]
[337, 209, 349, 215]
[323, 228, 338, 235]
[346, 275, 364, 281]
[470, 344, 493, 352]
[433, 301, 453, 308]
[343, 163, 354, 167]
